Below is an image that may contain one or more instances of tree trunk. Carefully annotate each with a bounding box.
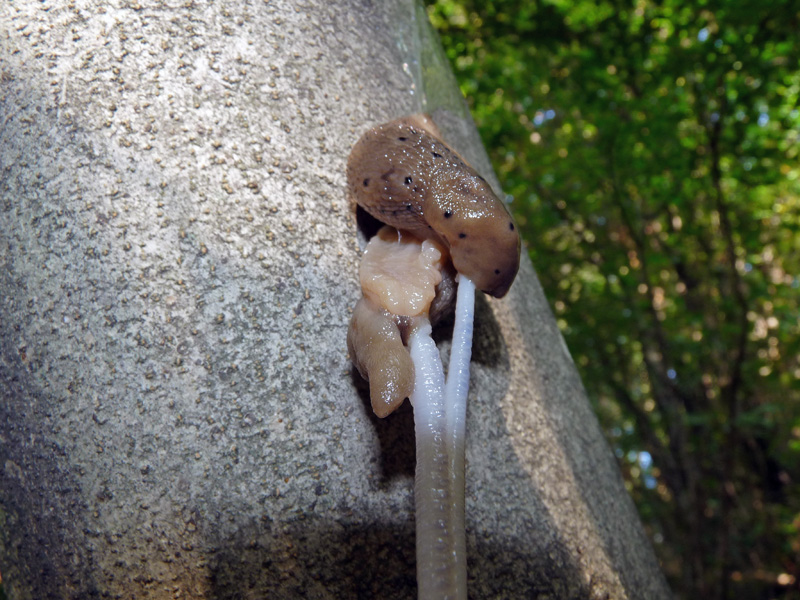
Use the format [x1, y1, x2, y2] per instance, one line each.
[0, 0, 671, 598]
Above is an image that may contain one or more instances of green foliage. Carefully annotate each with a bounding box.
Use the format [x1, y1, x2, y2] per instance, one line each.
[427, 0, 800, 597]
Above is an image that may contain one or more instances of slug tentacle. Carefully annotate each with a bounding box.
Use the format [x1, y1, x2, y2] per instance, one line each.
[347, 114, 521, 297]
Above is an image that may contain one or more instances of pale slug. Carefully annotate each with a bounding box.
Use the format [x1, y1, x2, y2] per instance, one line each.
[347, 227, 455, 418]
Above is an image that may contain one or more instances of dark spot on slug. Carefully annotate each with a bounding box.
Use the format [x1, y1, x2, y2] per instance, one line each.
[347, 115, 522, 298]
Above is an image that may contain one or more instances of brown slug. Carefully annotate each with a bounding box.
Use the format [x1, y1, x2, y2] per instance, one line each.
[347, 114, 520, 298]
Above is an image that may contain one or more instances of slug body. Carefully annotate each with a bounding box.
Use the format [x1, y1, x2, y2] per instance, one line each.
[347, 115, 521, 298]
[347, 227, 455, 418]
[347, 297, 414, 418]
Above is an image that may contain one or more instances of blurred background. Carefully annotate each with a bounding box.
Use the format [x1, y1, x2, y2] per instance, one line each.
[425, 1, 800, 598]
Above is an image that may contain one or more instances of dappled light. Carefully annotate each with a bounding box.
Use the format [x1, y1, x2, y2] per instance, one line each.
[428, 0, 800, 598]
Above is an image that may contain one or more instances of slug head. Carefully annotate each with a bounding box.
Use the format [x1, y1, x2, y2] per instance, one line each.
[427, 174, 521, 298]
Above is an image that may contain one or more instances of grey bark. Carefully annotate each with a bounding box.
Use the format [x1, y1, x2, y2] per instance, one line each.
[0, 0, 671, 598]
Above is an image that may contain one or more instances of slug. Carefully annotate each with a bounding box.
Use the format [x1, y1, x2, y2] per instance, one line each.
[347, 226, 455, 417]
[347, 297, 415, 418]
[347, 114, 520, 298]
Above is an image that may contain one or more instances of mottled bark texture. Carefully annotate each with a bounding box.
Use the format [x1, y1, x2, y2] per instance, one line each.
[0, 1, 670, 598]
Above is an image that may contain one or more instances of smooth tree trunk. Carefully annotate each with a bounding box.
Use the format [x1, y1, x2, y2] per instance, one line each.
[0, 1, 671, 598]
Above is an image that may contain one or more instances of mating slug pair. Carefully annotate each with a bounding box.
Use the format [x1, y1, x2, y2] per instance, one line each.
[347, 114, 521, 416]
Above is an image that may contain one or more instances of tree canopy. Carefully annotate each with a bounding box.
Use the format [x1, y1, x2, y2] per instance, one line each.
[427, 0, 800, 597]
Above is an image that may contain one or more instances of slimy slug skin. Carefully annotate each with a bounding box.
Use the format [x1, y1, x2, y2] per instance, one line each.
[347, 114, 521, 298]
[348, 226, 455, 418]
[347, 298, 414, 418]
[347, 115, 519, 417]
[359, 227, 447, 318]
